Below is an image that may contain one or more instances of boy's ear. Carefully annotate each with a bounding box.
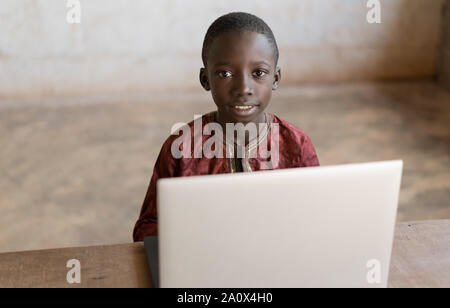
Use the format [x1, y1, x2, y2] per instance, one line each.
[272, 66, 281, 90]
[199, 68, 211, 91]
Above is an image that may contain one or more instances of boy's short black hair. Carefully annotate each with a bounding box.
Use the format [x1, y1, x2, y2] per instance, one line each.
[201, 12, 279, 67]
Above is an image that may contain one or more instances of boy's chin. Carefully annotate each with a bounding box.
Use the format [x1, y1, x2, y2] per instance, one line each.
[226, 112, 267, 125]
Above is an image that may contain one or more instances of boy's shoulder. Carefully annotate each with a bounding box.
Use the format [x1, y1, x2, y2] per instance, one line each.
[159, 112, 215, 150]
[270, 113, 313, 145]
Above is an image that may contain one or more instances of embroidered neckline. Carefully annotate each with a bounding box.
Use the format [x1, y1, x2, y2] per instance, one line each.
[206, 111, 272, 173]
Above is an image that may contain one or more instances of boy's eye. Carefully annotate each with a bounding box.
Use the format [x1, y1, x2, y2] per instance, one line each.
[253, 69, 268, 78]
[217, 70, 232, 78]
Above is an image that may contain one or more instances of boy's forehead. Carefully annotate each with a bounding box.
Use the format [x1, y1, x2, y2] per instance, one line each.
[207, 30, 276, 67]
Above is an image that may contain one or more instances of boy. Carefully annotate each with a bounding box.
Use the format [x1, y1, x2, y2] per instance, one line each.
[133, 12, 319, 242]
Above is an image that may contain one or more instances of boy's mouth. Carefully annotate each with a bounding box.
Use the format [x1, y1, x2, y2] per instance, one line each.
[233, 105, 254, 110]
[229, 104, 258, 116]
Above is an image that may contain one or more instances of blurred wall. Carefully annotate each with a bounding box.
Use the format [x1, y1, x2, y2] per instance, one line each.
[0, 0, 444, 99]
[439, 0, 450, 90]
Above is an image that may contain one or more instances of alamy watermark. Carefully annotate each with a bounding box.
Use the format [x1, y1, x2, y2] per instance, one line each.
[367, 0, 381, 24]
[169, 115, 280, 170]
[366, 259, 381, 285]
[66, 259, 81, 284]
[66, 0, 81, 24]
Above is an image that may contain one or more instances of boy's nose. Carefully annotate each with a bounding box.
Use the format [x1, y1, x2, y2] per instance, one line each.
[231, 74, 253, 97]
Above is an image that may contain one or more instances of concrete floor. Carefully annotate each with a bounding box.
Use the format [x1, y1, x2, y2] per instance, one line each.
[0, 80, 449, 253]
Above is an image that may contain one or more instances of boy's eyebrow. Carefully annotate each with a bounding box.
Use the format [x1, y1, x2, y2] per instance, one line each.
[213, 60, 272, 68]
[213, 61, 232, 68]
[251, 60, 272, 67]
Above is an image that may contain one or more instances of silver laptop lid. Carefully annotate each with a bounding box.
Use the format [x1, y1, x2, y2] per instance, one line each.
[157, 160, 403, 288]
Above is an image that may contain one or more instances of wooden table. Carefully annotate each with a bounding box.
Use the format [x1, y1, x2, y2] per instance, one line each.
[0, 220, 448, 288]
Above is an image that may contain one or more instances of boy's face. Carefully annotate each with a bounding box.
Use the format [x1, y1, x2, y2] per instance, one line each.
[200, 30, 281, 125]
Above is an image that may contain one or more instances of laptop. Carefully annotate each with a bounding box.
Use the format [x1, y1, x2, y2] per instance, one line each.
[151, 160, 403, 288]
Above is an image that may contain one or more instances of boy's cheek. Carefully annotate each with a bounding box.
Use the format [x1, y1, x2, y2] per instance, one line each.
[211, 88, 230, 101]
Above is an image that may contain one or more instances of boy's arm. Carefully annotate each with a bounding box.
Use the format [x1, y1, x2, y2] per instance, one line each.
[133, 137, 179, 242]
[301, 135, 320, 167]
